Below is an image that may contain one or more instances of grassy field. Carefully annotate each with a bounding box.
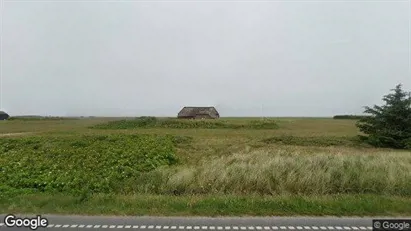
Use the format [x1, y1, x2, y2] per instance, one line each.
[1, 116, 410, 216]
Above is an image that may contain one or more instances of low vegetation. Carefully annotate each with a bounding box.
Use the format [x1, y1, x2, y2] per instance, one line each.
[8, 116, 80, 121]
[157, 149, 411, 196]
[1, 117, 410, 215]
[261, 135, 365, 147]
[91, 116, 279, 130]
[2, 193, 410, 216]
[333, 115, 368, 120]
[0, 134, 177, 194]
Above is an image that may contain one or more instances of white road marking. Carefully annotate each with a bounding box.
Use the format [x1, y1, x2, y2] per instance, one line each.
[24, 223, 377, 230]
[0, 223, 4, 227]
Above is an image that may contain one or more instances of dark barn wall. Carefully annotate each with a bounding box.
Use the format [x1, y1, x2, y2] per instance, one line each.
[177, 116, 194, 119]
[195, 114, 213, 119]
[0, 114, 10, 120]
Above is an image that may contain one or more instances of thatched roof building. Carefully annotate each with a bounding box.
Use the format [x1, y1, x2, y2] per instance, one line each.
[0, 111, 9, 120]
[177, 106, 220, 119]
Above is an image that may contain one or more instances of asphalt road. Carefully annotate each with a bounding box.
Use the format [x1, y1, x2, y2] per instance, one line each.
[2, 215, 409, 231]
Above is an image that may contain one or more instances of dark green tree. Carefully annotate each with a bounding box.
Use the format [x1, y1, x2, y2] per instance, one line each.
[356, 84, 411, 149]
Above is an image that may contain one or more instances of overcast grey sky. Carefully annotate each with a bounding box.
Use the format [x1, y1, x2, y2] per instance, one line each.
[1, 0, 410, 117]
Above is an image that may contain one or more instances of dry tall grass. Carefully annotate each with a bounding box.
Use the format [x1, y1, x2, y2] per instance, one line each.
[149, 147, 411, 196]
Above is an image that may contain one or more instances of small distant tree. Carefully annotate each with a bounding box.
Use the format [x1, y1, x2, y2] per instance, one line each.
[356, 84, 411, 149]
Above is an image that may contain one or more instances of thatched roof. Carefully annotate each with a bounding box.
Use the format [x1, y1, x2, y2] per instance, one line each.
[178, 106, 220, 118]
[0, 111, 7, 115]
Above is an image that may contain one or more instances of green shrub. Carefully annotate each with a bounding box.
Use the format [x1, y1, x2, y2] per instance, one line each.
[0, 134, 177, 194]
[356, 84, 411, 149]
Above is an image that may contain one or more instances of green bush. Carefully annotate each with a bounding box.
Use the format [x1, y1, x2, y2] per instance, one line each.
[0, 134, 177, 194]
[92, 117, 280, 130]
[356, 84, 411, 149]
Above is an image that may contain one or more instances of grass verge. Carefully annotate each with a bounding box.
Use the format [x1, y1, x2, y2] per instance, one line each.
[1, 193, 410, 216]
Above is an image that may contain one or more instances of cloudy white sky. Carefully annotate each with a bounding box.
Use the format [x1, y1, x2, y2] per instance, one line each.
[0, 0, 410, 117]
